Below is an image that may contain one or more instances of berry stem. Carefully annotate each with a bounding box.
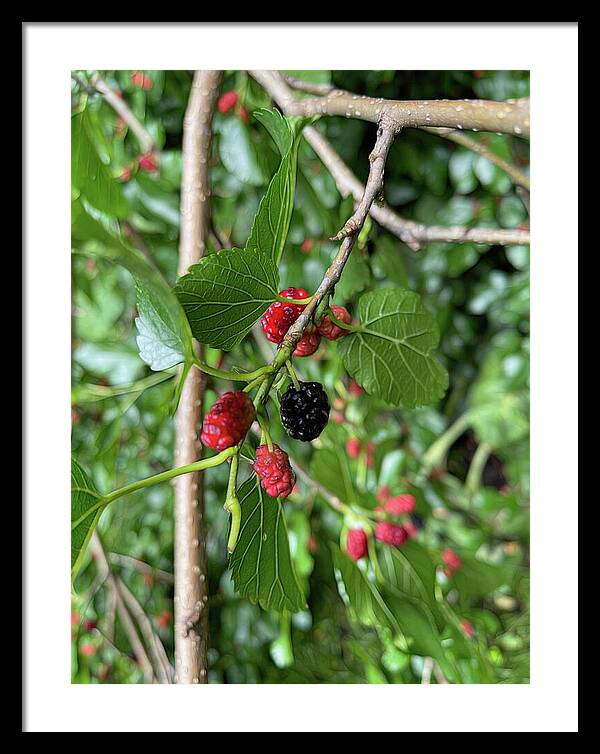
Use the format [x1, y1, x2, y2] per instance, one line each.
[192, 357, 273, 383]
[327, 309, 360, 333]
[224, 452, 241, 553]
[285, 360, 301, 391]
[256, 411, 274, 451]
[276, 294, 314, 306]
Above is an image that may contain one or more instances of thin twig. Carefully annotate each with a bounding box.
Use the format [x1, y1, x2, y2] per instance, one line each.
[89, 532, 155, 683]
[174, 69, 222, 685]
[108, 552, 174, 584]
[90, 72, 155, 154]
[117, 576, 174, 684]
[423, 127, 530, 190]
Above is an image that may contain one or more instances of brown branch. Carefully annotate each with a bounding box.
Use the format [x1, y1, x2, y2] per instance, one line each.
[423, 127, 530, 190]
[251, 70, 530, 251]
[108, 552, 174, 584]
[89, 532, 155, 683]
[174, 69, 222, 685]
[117, 576, 173, 684]
[286, 88, 529, 138]
[90, 72, 155, 154]
[281, 121, 396, 353]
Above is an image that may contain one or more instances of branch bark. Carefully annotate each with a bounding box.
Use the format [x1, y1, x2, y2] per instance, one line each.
[174, 69, 222, 685]
[423, 127, 530, 190]
[89, 532, 155, 683]
[90, 72, 155, 154]
[250, 70, 530, 251]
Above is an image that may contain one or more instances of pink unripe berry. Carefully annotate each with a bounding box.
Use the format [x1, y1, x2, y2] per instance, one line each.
[346, 437, 361, 458]
[442, 548, 461, 574]
[384, 494, 416, 516]
[460, 619, 475, 638]
[346, 529, 368, 561]
[217, 90, 238, 114]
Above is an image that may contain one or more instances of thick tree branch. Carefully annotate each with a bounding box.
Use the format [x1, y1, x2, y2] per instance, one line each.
[89, 72, 155, 154]
[286, 89, 529, 138]
[174, 69, 222, 685]
[251, 71, 530, 251]
[280, 74, 530, 138]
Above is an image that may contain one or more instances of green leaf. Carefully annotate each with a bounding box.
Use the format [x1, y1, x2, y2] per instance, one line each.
[452, 554, 513, 597]
[331, 546, 399, 633]
[72, 200, 194, 371]
[379, 540, 442, 625]
[310, 447, 358, 505]
[174, 247, 279, 350]
[218, 117, 268, 186]
[71, 458, 105, 582]
[338, 288, 448, 408]
[245, 110, 312, 264]
[71, 111, 129, 217]
[229, 478, 306, 613]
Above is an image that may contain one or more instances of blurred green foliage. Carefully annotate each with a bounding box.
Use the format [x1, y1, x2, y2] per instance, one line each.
[71, 69, 529, 684]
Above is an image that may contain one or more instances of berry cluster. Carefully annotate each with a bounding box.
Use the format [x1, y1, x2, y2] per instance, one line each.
[345, 436, 376, 467]
[261, 288, 352, 359]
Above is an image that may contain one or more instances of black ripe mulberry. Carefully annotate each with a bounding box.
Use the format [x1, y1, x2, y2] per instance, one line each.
[280, 381, 330, 442]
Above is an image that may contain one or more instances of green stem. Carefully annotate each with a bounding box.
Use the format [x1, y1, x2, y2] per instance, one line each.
[192, 358, 272, 383]
[286, 360, 301, 390]
[72, 448, 237, 528]
[256, 412, 273, 450]
[225, 453, 241, 553]
[327, 310, 360, 333]
[465, 441, 492, 496]
[422, 412, 472, 472]
[276, 294, 314, 306]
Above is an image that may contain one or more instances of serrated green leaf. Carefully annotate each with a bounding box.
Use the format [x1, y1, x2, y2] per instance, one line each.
[229, 478, 306, 613]
[338, 288, 448, 408]
[71, 458, 105, 582]
[71, 111, 129, 217]
[72, 200, 194, 371]
[174, 247, 279, 351]
[245, 111, 312, 264]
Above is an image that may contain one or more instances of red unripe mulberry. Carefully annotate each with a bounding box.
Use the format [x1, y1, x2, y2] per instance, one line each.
[460, 619, 475, 638]
[442, 548, 461, 574]
[348, 379, 363, 396]
[138, 152, 158, 172]
[377, 486, 391, 503]
[300, 239, 314, 253]
[252, 444, 295, 499]
[294, 328, 321, 357]
[346, 529, 368, 561]
[346, 437, 361, 458]
[383, 494, 416, 516]
[375, 521, 408, 548]
[317, 306, 352, 341]
[201, 391, 255, 451]
[218, 90, 239, 114]
[261, 287, 309, 344]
